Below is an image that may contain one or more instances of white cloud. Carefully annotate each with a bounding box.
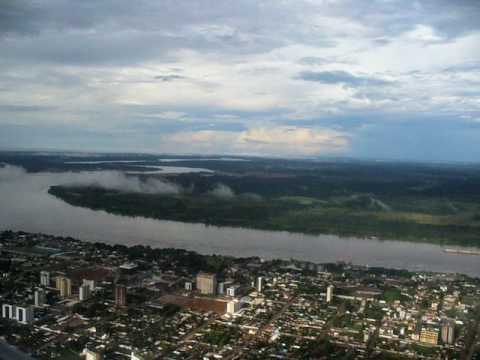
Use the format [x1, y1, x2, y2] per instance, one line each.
[405, 24, 444, 43]
[0, 0, 479, 159]
[238, 126, 349, 156]
[159, 126, 350, 157]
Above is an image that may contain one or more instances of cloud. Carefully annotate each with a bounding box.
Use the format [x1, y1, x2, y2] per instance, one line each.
[298, 57, 331, 66]
[405, 25, 444, 43]
[61, 171, 181, 194]
[0, 165, 181, 195]
[208, 183, 235, 199]
[0, 164, 27, 181]
[154, 74, 186, 82]
[0, 104, 57, 112]
[238, 126, 350, 156]
[0, 0, 479, 161]
[296, 71, 391, 87]
[158, 126, 350, 157]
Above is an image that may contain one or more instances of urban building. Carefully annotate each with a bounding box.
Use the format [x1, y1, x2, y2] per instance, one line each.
[83, 348, 103, 360]
[40, 270, 50, 287]
[196, 272, 217, 295]
[2, 304, 14, 319]
[227, 300, 241, 314]
[79, 284, 91, 301]
[82, 279, 95, 291]
[441, 320, 455, 345]
[34, 289, 46, 307]
[115, 285, 127, 306]
[131, 352, 145, 360]
[217, 281, 225, 295]
[56, 276, 72, 298]
[185, 281, 193, 291]
[256, 276, 263, 293]
[420, 328, 439, 345]
[15, 306, 34, 324]
[227, 285, 241, 297]
[327, 285, 334, 303]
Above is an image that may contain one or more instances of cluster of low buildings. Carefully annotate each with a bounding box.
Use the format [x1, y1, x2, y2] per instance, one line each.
[0, 230, 479, 359]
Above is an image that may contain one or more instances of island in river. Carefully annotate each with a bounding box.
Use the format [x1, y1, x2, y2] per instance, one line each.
[49, 175, 480, 248]
[2, 151, 480, 248]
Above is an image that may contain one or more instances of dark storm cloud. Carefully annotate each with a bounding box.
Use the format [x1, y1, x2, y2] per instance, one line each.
[297, 71, 391, 87]
[1, 0, 478, 67]
[0, 0, 290, 65]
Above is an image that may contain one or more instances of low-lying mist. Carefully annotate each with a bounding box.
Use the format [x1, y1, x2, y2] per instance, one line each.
[0, 164, 261, 200]
[0, 164, 180, 195]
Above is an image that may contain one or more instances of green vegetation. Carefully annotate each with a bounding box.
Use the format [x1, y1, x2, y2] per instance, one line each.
[49, 180, 480, 247]
[6, 151, 479, 247]
[202, 324, 240, 347]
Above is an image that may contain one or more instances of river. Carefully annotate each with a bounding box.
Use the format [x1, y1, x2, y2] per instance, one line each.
[0, 341, 34, 360]
[0, 169, 479, 277]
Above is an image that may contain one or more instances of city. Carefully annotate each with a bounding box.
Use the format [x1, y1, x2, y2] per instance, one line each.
[2, 0, 480, 359]
[1, 231, 479, 359]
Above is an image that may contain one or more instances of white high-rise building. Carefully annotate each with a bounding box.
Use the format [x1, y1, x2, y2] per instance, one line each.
[326, 285, 334, 303]
[226, 285, 240, 297]
[2, 304, 33, 324]
[82, 279, 95, 292]
[40, 271, 50, 287]
[34, 289, 46, 307]
[79, 284, 91, 301]
[2, 304, 15, 319]
[227, 300, 241, 314]
[15, 306, 34, 324]
[256, 277, 263, 293]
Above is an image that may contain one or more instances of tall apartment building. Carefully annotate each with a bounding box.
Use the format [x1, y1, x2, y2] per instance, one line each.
[2, 304, 34, 324]
[227, 299, 241, 314]
[40, 270, 50, 287]
[34, 289, 46, 307]
[56, 276, 72, 298]
[115, 285, 127, 306]
[196, 272, 217, 295]
[256, 277, 264, 293]
[2, 304, 14, 319]
[326, 285, 334, 303]
[79, 284, 91, 301]
[16, 306, 34, 324]
[83, 279, 96, 291]
[441, 320, 455, 345]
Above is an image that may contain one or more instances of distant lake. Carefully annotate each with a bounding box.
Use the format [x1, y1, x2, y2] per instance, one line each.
[0, 169, 479, 278]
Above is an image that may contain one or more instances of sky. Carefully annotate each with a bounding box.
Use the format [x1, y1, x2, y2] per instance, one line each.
[0, 0, 479, 161]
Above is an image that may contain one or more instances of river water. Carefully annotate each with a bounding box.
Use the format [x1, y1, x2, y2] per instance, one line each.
[0, 169, 479, 277]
